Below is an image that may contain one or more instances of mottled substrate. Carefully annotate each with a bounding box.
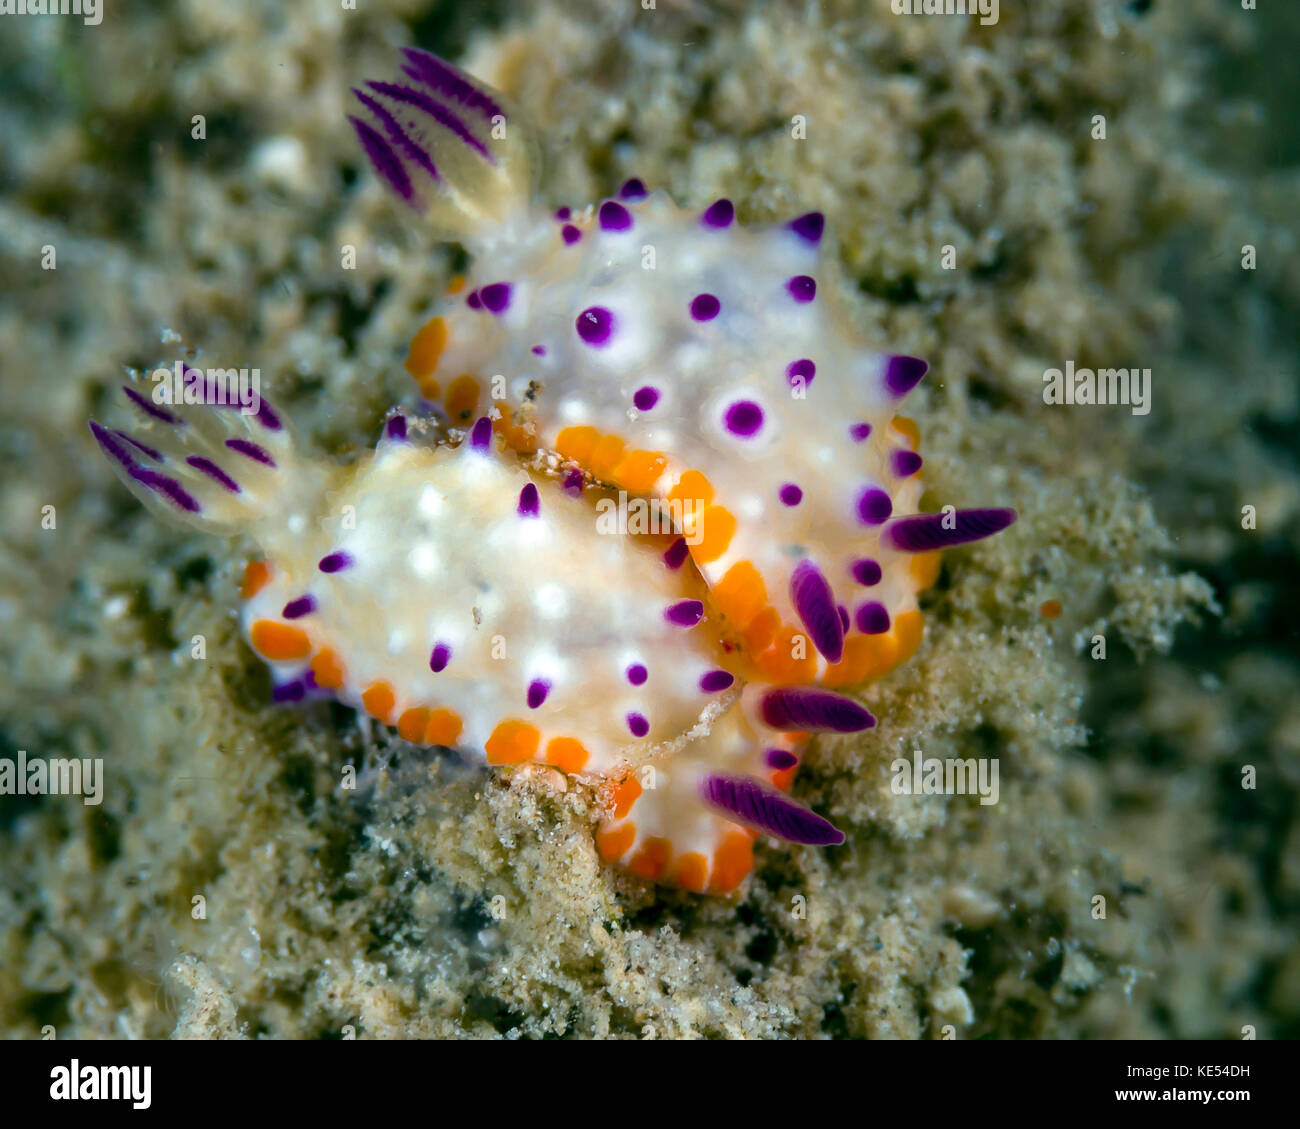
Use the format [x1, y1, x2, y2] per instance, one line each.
[1, 0, 1297, 1038]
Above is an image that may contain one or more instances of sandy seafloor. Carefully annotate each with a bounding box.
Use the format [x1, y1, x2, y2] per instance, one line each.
[0, 0, 1297, 1039]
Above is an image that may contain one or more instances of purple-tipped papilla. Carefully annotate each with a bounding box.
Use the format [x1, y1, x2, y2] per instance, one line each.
[885, 507, 1017, 552]
[884, 355, 929, 398]
[385, 415, 408, 441]
[469, 416, 493, 451]
[701, 774, 844, 846]
[665, 599, 704, 627]
[765, 748, 799, 771]
[619, 177, 648, 200]
[790, 558, 844, 663]
[760, 688, 875, 733]
[787, 212, 825, 243]
[517, 482, 540, 517]
[283, 595, 317, 620]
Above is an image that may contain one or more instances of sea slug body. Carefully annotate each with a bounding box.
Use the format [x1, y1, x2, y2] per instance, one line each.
[90, 46, 1017, 896]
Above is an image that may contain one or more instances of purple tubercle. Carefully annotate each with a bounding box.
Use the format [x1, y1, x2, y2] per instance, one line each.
[724, 400, 764, 438]
[555, 206, 571, 220]
[760, 688, 875, 733]
[851, 558, 882, 586]
[690, 293, 721, 321]
[518, 482, 540, 517]
[701, 773, 844, 846]
[122, 385, 180, 425]
[186, 455, 240, 493]
[319, 552, 353, 573]
[787, 211, 825, 243]
[479, 282, 512, 314]
[400, 47, 504, 121]
[527, 679, 551, 709]
[347, 115, 417, 204]
[850, 422, 872, 442]
[779, 483, 803, 506]
[663, 538, 689, 570]
[633, 385, 660, 411]
[531, 345, 547, 356]
[429, 642, 452, 673]
[665, 599, 704, 627]
[225, 437, 275, 466]
[627, 712, 650, 738]
[884, 355, 929, 398]
[790, 558, 844, 663]
[893, 449, 923, 477]
[857, 487, 893, 525]
[363, 80, 492, 161]
[855, 601, 890, 635]
[765, 748, 800, 771]
[787, 275, 817, 303]
[562, 469, 585, 496]
[385, 415, 408, 441]
[701, 198, 734, 228]
[283, 595, 317, 620]
[626, 663, 648, 686]
[619, 177, 648, 200]
[598, 200, 633, 231]
[469, 415, 493, 450]
[699, 669, 735, 693]
[272, 679, 307, 703]
[576, 306, 615, 346]
[562, 224, 582, 245]
[885, 507, 1017, 552]
[786, 358, 816, 388]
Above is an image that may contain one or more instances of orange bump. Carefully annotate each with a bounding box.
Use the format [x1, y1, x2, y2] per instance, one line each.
[669, 469, 714, 508]
[770, 766, 797, 793]
[692, 505, 736, 564]
[629, 836, 672, 880]
[587, 433, 627, 480]
[445, 274, 467, 295]
[609, 774, 642, 820]
[310, 647, 345, 690]
[250, 620, 311, 662]
[1040, 599, 1063, 619]
[613, 449, 667, 494]
[545, 736, 589, 774]
[240, 559, 272, 599]
[672, 852, 708, 893]
[445, 374, 480, 422]
[892, 609, 925, 664]
[556, 425, 599, 465]
[891, 415, 921, 449]
[425, 708, 463, 746]
[910, 550, 943, 590]
[714, 560, 769, 627]
[754, 628, 819, 684]
[362, 681, 396, 723]
[709, 831, 754, 894]
[397, 707, 429, 743]
[596, 822, 636, 862]
[418, 376, 441, 401]
[485, 719, 541, 765]
[405, 316, 448, 381]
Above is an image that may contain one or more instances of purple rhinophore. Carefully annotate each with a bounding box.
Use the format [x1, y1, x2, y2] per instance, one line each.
[363, 80, 492, 161]
[351, 87, 441, 180]
[319, 552, 353, 573]
[400, 47, 504, 120]
[89, 420, 138, 472]
[779, 483, 802, 506]
[479, 282, 512, 314]
[562, 224, 582, 245]
[633, 385, 660, 411]
[186, 455, 240, 493]
[765, 748, 800, 771]
[724, 399, 764, 438]
[225, 437, 275, 466]
[466, 289, 483, 309]
[469, 416, 493, 450]
[857, 487, 893, 525]
[884, 355, 928, 398]
[786, 358, 816, 388]
[892, 449, 923, 477]
[626, 663, 648, 686]
[760, 688, 875, 733]
[665, 599, 704, 627]
[272, 679, 307, 703]
[851, 558, 882, 586]
[562, 469, 585, 496]
[283, 595, 317, 620]
[347, 115, 417, 204]
[690, 293, 721, 321]
[787, 275, 817, 303]
[787, 211, 825, 244]
[253, 400, 283, 432]
[527, 679, 551, 709]
[855, 601, 890, 635]
[128, 466, 200, 513]
[385, 415, 408, 441]
[518, 482, 540, 517]
[619, 177, 648, 200]
[701, 773, 844, 846]
[117, 430, 163, 462]
[663, 537, 689, 570]
[555, 206, 572, 220]
[575, 306, 615, 346]
[885, 507, 1018, 552]
[699, 669, 735, 693]
[701, 198, 734, 228]
[790, 558, 844, 663]
[598, 200, 633, 231]
[429, 642, 452, 673]
[122, 385, 181, 425]
[850, 422, 872, 442]
[626, 712, 650, 738]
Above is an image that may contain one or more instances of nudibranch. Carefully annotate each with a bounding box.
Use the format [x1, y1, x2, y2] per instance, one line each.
[88, 46, 1017, 896]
